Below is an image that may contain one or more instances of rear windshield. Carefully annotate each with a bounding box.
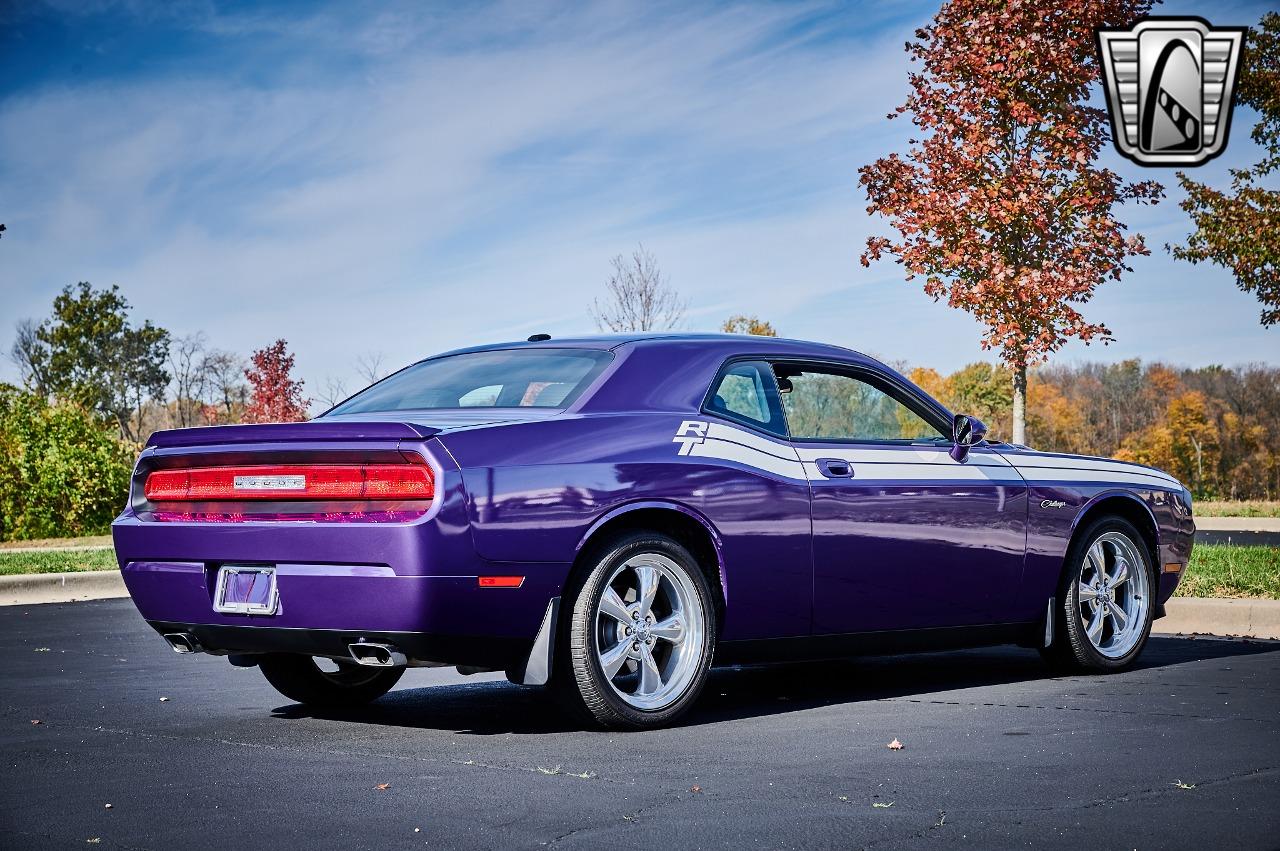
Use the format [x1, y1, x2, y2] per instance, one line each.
[326, 349, 613, 414]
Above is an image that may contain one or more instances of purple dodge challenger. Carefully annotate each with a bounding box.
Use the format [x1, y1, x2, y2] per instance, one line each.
[113, 334, 1194, 729]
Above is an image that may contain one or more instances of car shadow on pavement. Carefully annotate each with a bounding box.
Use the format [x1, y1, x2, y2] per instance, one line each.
[269, 635, 1280, 735]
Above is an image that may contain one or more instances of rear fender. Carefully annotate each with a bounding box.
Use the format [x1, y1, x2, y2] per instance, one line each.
[574, 500, 728, 603]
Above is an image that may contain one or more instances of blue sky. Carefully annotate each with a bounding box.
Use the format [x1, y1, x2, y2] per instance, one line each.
[1, 0, 1275, 402]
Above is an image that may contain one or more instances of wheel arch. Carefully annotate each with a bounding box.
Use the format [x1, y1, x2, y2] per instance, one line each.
[1064, 491, 1161, 585]
[571, 501, 727, 625]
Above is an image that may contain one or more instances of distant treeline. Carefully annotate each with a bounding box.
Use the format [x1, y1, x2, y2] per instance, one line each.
[910, 360, 1280, 500]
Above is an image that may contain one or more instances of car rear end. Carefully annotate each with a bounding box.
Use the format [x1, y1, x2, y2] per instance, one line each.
[112, 418, 554, 672]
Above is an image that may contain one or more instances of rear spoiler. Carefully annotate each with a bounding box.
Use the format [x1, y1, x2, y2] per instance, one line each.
[146, 421, 439, 449]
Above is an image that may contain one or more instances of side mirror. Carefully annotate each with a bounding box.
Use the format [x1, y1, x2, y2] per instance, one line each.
[949, 413, 988, 463]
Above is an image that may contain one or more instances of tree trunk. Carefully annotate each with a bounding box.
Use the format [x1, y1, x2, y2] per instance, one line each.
[1012, 363, 1027, 446]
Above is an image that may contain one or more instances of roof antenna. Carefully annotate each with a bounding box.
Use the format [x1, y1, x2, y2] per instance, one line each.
[527, 333, 552, 342]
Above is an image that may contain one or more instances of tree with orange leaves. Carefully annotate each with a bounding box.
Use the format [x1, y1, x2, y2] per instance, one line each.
[243, 339, 310, 424]
[859, 0, 1163, 444]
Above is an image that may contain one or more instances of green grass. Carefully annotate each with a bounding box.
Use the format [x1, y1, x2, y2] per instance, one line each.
[0, 534, 113, 550]
[1194, 501, 1280, 518]
[1177, 544, 1280, 600]
[0, 547, 117, 576]
[0, 540, 1274, 601]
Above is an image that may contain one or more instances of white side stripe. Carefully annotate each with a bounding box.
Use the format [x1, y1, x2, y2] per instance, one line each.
[800, 461, 1025, 483]
[705, 422, 798, 461]
[1004, 453, 1180, 487]
[673, 420, 1183, 490]
[687, 437, 807, 480]
[793, 445, 1012, 467]
[1003, 466, 1179, 488]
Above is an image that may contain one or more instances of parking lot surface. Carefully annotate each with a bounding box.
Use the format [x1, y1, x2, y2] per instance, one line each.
[3, 599, 1278, 849]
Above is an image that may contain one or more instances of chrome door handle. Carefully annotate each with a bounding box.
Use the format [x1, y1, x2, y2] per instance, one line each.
[815, 458, 854, 478]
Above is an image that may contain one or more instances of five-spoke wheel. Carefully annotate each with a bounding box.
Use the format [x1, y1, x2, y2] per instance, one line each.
[1076, 531, 1150, 659]
[1045, 516, 1155, 672]
[561, 532, 715, 729]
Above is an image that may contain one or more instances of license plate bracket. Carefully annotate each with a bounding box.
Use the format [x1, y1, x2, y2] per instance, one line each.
[213, 565, 279, 615]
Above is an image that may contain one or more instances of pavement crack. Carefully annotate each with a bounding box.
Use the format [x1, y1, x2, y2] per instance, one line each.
[545, 793, 682, 846]
[877, 696, 1276, 724]
[68, 722, 632, 785]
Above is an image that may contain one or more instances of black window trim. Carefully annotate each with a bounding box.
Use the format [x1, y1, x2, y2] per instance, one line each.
[699, 357, 790, 439]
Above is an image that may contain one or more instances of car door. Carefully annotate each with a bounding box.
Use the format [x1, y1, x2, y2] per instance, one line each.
[774, 360, 1029, 634]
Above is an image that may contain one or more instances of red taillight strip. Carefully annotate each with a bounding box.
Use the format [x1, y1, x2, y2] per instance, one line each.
[144, 464, 434, 502]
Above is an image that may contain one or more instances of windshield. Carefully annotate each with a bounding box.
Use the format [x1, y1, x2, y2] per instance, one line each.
[326, 349, 613, 414]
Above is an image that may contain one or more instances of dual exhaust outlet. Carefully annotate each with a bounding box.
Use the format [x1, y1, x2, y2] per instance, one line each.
[162, 632, 406, 668]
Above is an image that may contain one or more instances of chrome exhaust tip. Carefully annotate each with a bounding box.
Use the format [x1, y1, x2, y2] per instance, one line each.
[163, 633, 201, 654]
[348, 642, 407, 668]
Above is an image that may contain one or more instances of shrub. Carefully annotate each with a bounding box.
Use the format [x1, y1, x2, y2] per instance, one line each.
[0, 385, 136, 540]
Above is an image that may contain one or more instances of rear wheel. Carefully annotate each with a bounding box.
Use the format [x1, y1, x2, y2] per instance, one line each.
[559, 533, 716, 729]
[258, 653, 404, 708]
[1043, 517, 1155, 672]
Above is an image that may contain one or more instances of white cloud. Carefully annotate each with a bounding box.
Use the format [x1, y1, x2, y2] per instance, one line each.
[1, 0, 1274, 402]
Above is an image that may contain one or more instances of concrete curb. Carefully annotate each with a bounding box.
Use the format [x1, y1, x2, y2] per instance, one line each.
[2, 571, 1277, 641]
[1156, 597, 1280, 640]
[0, 571, 127, 606]
[1194, 516, 1280, 532]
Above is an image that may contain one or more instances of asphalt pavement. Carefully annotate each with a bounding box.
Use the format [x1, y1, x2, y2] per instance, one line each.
[3, 599, 1278, 850]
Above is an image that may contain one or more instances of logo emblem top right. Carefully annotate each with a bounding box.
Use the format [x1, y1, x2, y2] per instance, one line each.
[1096, 17, 1246, 167]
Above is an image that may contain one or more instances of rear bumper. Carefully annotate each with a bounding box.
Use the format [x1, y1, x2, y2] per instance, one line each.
[120, 559, 563, 662]
[145, 620, 529, 669]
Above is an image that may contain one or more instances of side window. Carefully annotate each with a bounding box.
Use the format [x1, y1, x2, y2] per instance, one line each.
[706, 361, 787, 436]
[778, 367, 946, 442]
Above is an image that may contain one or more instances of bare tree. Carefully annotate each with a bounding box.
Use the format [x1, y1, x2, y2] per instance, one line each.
[201, 349, 248, 421]
[9, 318, 50, 396]
[169, 332, 208, 428]
[355, 351, 388, 385]
[316, 376, 350, 410]
[589, 244, 685, 332]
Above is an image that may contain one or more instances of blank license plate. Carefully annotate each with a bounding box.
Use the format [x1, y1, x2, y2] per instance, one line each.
[213, 565, 279, 615]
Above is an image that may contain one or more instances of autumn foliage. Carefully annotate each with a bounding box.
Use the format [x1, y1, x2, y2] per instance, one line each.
[242, 339, 310, 424]
[910, 360, 1280, 499]
[860, 0, 1163, 443]
[1172, 12, 1280, 326]
[722, 315, 779, 336]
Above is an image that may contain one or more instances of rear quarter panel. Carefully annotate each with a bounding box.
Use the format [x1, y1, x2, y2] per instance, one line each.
[438, 414, 814, 640]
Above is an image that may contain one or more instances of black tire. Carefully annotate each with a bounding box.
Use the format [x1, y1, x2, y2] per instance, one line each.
[557, 532, 717, 730]
[1042, 516, 1156, 672]
[258, 653, 404, 709]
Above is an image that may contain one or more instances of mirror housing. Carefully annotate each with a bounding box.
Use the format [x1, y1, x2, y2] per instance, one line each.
[949, 414, 988, 463]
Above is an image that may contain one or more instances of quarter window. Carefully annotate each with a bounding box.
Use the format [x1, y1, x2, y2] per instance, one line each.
[706, 361, 787, 436]
[777, 367, 946, 443]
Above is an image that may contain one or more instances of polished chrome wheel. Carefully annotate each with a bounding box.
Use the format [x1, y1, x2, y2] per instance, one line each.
[593, 552, 706, 711]
[1076, 531, 1149, 659]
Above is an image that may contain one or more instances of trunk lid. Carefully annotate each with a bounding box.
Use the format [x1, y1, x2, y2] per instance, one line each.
[146, 420, 438, 449]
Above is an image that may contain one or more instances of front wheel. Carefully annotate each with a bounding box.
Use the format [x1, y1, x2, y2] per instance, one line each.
[559, 533, 717, 729]
[258, 653, 404, 709]
[1044, 517, 1155, 672]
